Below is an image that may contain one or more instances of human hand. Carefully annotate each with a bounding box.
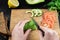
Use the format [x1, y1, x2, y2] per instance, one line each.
[39, 27, 59, 40]
[11, 20, 31, 40]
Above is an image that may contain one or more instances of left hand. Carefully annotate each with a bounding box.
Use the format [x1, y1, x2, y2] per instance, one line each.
[11, 20, 31, 40]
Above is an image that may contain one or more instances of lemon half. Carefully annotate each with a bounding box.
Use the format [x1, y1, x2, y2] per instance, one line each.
[8, 0, 19, 8]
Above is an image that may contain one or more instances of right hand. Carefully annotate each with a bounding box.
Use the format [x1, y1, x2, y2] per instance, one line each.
[39, 27, 59, 40]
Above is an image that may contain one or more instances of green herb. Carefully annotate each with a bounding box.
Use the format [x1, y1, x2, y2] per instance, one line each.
[24, 19, 37, 31]
[44, 0, 60, 11]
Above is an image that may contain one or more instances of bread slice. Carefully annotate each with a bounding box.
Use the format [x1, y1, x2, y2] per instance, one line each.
[0, 12, 7, 34]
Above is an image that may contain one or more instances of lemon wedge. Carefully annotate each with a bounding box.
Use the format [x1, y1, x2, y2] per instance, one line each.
[8, 0, 19, 8]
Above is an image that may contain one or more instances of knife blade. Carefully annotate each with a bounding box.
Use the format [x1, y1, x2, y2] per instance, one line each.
[31, 17, 45, 36]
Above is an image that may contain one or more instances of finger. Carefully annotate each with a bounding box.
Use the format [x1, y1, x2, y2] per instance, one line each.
[44, 30, 59, 40]
[40, 26, 51, 32]
[16, 21, 22, 26]
[24, 29, 31, 39]
[14, 21, 22, 28]
[19, 20, 29, 29]
[39, 31, 44, 40]
[39, 26, 46, 32]
[12, 21, 22, 32]
[39, 26, 51, 36]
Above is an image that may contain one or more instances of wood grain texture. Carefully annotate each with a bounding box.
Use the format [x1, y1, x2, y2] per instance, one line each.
[10, 9, 42, 32]
[10, 9, 60, 39]
[0, 12, 7, 34]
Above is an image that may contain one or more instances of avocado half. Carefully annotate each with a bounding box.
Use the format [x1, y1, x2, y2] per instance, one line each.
[24, 20, 41, 40]
[24, 19, 37, 31]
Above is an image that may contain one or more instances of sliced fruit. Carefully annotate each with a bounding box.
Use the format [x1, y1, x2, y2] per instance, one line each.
[8, 0, 19, 8]
[26, 0, 45, 5]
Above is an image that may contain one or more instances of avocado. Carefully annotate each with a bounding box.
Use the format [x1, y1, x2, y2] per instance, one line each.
[24, 19, 37, 31]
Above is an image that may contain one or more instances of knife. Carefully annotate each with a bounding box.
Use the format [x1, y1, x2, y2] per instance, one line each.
[31, 17, 45, 36]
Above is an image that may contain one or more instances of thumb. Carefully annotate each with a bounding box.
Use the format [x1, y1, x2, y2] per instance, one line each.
[24, 29, 31, 39]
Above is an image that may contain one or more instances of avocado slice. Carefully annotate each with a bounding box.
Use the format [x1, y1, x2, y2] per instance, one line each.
[26, 0, 45, 5]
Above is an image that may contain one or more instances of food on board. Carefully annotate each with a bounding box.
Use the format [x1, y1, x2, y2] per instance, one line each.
[24, 19, 37, 31]
[41, 11, 56, 29]
[26, 9, 43, 17]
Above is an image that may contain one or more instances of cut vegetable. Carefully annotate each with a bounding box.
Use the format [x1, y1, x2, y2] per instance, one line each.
[24, 19, 37, 31]
[41, 11, 56, 29]
[26, 0, 45, 5]
[26, 9, 43, 17]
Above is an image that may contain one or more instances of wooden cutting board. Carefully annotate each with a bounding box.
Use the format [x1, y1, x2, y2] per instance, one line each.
[10, 9, 60, 40]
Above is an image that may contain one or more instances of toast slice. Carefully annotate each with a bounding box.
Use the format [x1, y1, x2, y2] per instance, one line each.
[0, 12, 7, 34]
